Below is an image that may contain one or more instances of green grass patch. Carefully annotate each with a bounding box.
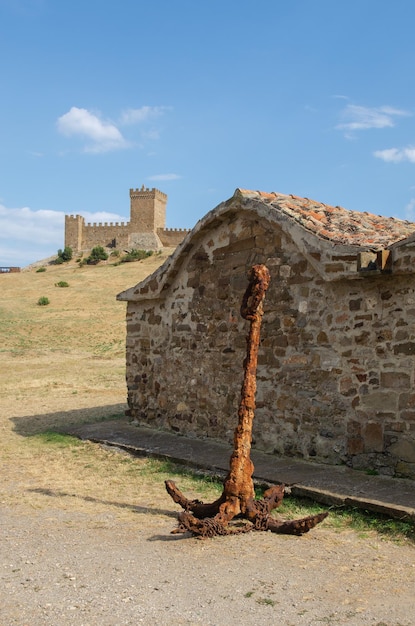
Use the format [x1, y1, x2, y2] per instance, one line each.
[30, 430, 83, 447]
[272, 491, 415, 543]
[324, 504, 415, 541]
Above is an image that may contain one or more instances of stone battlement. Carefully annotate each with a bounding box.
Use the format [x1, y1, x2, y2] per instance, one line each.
[85, 221, 129, 228]
[130, 186, 168, 199]
[161, 227, 190, 233]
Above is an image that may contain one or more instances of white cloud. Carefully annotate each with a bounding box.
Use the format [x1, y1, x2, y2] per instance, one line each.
[119, 106, 170, 125]
[374, 146, 415, 163]
[336, 104, 410, 133]
[148, 173, 182, 181]
[0, 204, 130, 267]
[0, 204, 65, 266]
[57, 105, 171, 152]
[0, 204, 64, 243]
[57, 107, 128, 153]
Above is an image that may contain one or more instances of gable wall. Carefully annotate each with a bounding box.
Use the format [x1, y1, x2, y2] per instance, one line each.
[125, 215, 415, 478]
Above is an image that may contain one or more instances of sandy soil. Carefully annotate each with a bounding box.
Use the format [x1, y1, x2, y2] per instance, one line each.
[1, 256, 415, 625]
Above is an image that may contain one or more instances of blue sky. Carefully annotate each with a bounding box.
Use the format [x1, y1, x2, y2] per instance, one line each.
[2, 0, 415, 266]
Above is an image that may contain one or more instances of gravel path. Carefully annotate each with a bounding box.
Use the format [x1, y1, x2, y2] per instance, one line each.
[2, 499, 415, 626]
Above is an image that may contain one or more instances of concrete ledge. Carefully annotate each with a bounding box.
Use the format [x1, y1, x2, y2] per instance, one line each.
[66, 419, 415, 524]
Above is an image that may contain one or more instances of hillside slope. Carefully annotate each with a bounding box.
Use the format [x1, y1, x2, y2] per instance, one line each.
[0, 249, 174, 436]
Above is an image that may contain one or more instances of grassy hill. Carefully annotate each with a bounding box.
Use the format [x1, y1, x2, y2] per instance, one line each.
[0, 245, 226, 523]
[1, 249, 174, 357]
[0, 249, 174, 436]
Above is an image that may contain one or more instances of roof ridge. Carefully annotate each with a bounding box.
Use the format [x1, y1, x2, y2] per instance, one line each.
[235, 187, 415, 247]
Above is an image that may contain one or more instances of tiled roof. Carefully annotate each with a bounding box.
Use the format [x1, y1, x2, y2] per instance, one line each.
[237, 189, 415, 248]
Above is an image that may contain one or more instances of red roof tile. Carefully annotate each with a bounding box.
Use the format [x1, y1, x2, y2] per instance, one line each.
[237, 189, 415, 247]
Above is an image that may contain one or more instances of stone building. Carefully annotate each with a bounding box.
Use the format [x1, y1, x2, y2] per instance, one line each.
[65, 186, 189, 253]
[117, 188, 415, 478]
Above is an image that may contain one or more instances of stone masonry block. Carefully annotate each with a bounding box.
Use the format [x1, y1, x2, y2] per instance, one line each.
[398, 392, 415, 409]
[389, 438, 415, 463]
[347, 436, 364, 455]
[394, 342, 415, 355]
[361, 391, 398, 412]
[363, 422, 384, 452]
[395, 461, 415, 479]
[380, 371, 411, 389]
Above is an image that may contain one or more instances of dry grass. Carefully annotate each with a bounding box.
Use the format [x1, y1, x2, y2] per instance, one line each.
[0, 249, 223, 523]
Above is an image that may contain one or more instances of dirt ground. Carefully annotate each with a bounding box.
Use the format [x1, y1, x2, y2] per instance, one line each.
[1, 256, 415, 625]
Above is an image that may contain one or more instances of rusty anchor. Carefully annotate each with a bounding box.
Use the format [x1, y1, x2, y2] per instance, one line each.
[165, 264, 328, 537]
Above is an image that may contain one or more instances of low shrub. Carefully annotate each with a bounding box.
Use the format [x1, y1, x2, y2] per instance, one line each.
[37, 296, 50, 306]
[86, 246, 109, 264]
[55, 281, 69, 288]
[121, 249, 154, 263]
[56, 246, 73, 264]
[36, 267, 46, 273]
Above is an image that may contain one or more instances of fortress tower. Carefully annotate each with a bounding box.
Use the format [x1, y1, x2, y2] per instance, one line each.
[129, 186, 167, 232]
[128, 186, 167, 249]
[65, 214, 84, 252]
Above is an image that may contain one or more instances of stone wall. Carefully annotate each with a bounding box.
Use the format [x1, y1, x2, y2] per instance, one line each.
[122, 212, 415, 479]
[65, 215, 132, 252]
[83, 221, 130, 250]
[158, 228, 192, 247]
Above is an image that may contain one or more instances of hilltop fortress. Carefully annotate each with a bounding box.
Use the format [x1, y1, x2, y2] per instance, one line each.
[65, 186, 190, 253]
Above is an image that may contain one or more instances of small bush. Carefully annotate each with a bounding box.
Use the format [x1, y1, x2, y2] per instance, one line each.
[37, 296, 50, 306]
[36, 267, 46, 273]
[55, 281, 69, 288]
[87, 246, 109, 264]
[56, 246, 73, 264]
[121, 249, 154, 263]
